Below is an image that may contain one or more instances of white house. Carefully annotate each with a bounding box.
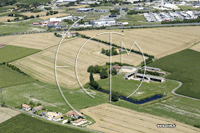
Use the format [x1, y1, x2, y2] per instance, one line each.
[53, 115, 63, 121]
[46, 112, 58, 119]
[22, 104, 31, 111]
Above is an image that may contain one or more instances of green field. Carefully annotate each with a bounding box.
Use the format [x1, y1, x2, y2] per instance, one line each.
[149, 49, 200, 99]
[97, 73, 179, 100]
[0, 65, 36, 88]
[0, 114, 90, 133]
[0, 18, 46, 35]
[2, 81, 109, 113]
[0, 45, 40, 63]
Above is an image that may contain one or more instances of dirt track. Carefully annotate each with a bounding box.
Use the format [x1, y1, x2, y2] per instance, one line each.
[81, 103, 200, 133]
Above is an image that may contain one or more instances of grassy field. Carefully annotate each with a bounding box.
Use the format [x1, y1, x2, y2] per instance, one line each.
[11, 38, 144, 89]
[0, 18, 46, 35]
[190, 42, 200, 52]
[2, 81, 109, 113]
[97, 73, 179, 100]
[113, 95, 200, 128]
[0, 113, 90, 133]
[149, 49, 200, 99]
[81, 103, 200, 133]
[0, 45, 40, 63]
[0, 65, 36, 88]
[78, 26, 200, 58]
[0, 108, 20, 124]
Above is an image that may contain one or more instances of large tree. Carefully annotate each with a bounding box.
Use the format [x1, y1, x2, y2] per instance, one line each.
[89, 72, 94, 82]
[100, 69, 108, 79]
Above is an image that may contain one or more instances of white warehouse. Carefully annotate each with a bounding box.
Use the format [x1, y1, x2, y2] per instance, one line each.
[90, 19, 116, 27]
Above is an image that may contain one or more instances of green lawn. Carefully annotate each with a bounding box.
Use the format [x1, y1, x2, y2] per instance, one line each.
[0, 6, 13, 13]
[97, 73, 179, 100]
[149, 49, 200, 99]
[0, 65, 36, 88]
[0, 45, 40, 63]
[2, 81, 109, 113]
[0, 114, 90, 133]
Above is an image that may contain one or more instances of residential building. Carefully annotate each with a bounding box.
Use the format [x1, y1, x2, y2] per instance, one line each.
[32, 106, 42, 112]
[72, 119, 87, 126]
[46, 112, 57, 118]
[65, 110, 84, 119]
[112, 64, 122, 71]
[142, 66, 161, 72]
[22, 104, 31, 111]
[53, 115, 63, 121]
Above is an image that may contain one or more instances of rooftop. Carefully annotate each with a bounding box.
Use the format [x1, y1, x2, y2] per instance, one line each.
[22, 104, 30, 108]
[54, 115, 63, 119]
[65, 110, 84, 117]
[33, 106, 42, 110]
[143, 66, 161, 71]
[136, 73, 165, 80]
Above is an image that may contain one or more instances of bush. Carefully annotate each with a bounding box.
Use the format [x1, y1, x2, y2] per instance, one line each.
[90, 81, 101, 90]
[100, 69, 108, 79]
[36, 14, 39, 18]
[7, 19, 10, 22]
[30, 15, 34, 18]
[111, 92, 119, 102]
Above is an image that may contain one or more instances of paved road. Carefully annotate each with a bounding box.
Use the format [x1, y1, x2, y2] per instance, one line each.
[106, 22, 200, 29]
[168, 79, 200, 101]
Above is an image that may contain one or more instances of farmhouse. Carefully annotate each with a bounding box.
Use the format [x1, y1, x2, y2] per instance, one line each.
[32, 106, 42, 112]
[53, 115, 63, 121]
[22, 104, 31, 111]
[72, 119, 87, 126]
[142, 66, 161, 72]
[135, 73, 165, 82]
[65, 110, 84, 119]
[112, 64, 122, 71]
[120, 66, 139, 73]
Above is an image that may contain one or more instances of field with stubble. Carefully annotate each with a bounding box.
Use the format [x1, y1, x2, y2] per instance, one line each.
[190, 42, 200, 52]
[11, 37, 144, 89]
[0, 107, 20, 124]
[0, 33, 61, 50]
[78, 26, 200, 58]
[81, 103, 200, 133]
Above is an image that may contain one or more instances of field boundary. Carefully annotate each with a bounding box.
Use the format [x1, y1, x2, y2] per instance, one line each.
[169, 79, 200, 101]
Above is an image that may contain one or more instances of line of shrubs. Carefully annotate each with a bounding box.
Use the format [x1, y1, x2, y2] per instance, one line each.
[106, 62, 134, 67]
[79, 34, 154, 59]
[138, 69, 160, 76]
[6, 63, 27, 75]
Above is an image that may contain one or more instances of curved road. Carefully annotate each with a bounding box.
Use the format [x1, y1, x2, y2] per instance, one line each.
[168, 79, 200, 101]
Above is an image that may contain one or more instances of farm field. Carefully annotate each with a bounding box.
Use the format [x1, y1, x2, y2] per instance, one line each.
[78, 26, 200, 58]
[113, 95, 200, 128]
[190, 42, 200, 52]
[0, 45, 40, 63]
[0, 113, 90, 133]
[0, 108, 20, 124]
[0, 16, 23, 22]
[16, 0, 51, 4]
[0, 33, 61, 50]
[11, 38, 144, 89]
[97, 73, 179, 100]
[2, 81, 108, 113]
[0, 65, 36, 88]
[149, 49, 200, 99]
[81, 103, 200, 133]
[20, 11, 47, 17]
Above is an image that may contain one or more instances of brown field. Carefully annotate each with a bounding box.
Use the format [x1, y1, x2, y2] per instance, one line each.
[0, 16, 22, 22]
[190, 42, 200, 52]
[20, 11, 47, 17]
[0, 107, 20, 124]
[11, 37, 144, 89]
[71, 5, 89, 9]
[81, 103, 200, 133]
[39, 13, 69, 20]
[0, 33, 61, 50]
[78, 26, 200, 58]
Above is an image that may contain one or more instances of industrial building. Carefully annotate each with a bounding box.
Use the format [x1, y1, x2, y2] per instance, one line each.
[77, 8, 93, 12]
[135, 73, 165, 82]
[90, 19, 116, 27]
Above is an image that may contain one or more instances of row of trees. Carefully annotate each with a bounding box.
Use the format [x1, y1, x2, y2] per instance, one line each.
[0, 0, 16, 7]
[137, 69, 160, 76]
[106, 62, 134, 67]
[101, 47, 118, 56]
[7, 63, 27, 75]
[80, 34, 154, 59]
[46, 11, 58, 16]
[127, 10, 148, 15]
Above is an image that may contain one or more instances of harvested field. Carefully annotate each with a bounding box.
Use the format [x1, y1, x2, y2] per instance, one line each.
[39, 13, 69, 20]
[190, 42, 200, 52]
[81, 103, 200, 133]
[20, 11, 47, 17]
[0, 33, 61, 50]
[0, 17, 22, 22]
[0, 107, 20, 124]
[11, 38, 144, 89]
[78, 26, 200, 58]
